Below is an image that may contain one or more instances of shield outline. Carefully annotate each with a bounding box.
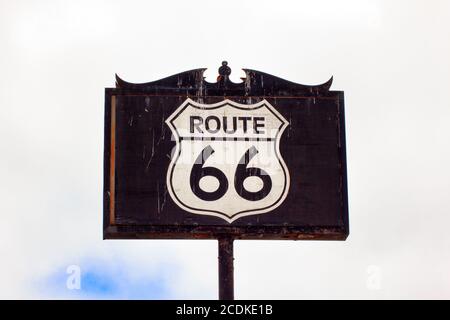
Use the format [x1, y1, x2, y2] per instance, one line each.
[165, 98, 290, 223]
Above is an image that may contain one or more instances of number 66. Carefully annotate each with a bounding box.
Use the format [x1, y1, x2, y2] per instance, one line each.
[190, 146, 272, 201]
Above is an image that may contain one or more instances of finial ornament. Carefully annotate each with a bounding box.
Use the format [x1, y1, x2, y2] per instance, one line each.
[218, 61, 231, 77]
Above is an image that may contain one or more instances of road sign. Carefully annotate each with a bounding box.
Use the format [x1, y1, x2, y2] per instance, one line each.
[166, 98, 290, 223]
[103, 62, 349, 240]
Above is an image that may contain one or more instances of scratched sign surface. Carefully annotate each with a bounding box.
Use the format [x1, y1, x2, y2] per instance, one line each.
[103, 64, 349, 240]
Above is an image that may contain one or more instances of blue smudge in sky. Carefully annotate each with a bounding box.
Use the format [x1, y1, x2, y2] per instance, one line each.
[41, 258, 174, 299]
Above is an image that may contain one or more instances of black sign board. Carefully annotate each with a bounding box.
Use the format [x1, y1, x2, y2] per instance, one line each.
[103, 63, 349, 241]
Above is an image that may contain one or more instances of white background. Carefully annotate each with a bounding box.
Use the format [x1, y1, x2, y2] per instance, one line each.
[1, 0, 449, 299]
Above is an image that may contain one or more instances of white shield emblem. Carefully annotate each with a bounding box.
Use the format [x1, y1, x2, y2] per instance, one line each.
[166, 98, 290, 223]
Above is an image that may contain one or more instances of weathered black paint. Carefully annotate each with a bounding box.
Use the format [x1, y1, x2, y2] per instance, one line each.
[103, 66, 349, 240]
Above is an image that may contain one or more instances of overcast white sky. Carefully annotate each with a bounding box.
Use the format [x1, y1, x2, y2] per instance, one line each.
[1, 0, 450, 299]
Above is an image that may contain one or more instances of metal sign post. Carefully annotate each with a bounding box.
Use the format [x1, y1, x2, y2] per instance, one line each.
[103, 62, 349, 299]
[218, 237, 234, 300]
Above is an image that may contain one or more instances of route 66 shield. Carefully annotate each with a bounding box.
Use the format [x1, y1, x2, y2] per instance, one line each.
[166, 98, 290, 223]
